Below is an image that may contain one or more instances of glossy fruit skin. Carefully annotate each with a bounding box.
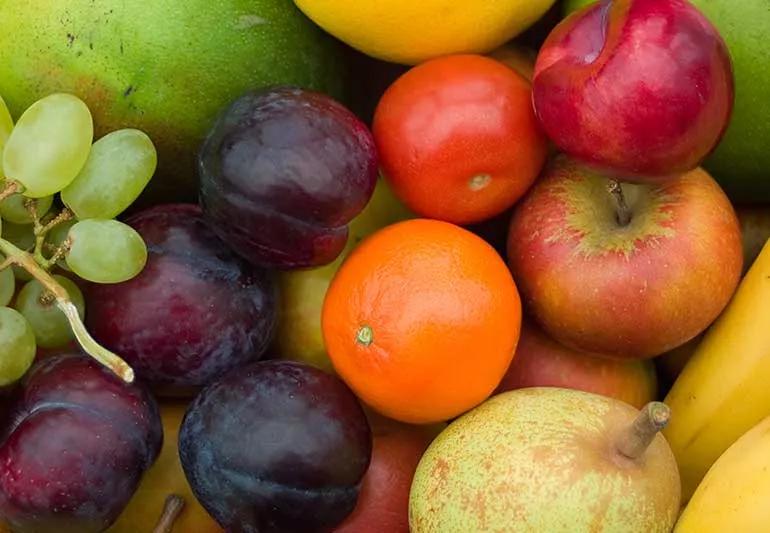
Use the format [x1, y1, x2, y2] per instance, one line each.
[564, 0, 770, 202]
[0, 354, 162, 533]
[294, 0, 556, 65]
[85, 204, 277, 395]
[178, 360, 371, 533]
[508, 156, 742, 358]
[66, 219, 148, 284]
[334, 423, 436, 533]
[496, 319, 657, 408]
[199, 86, 378, 269]
[0, 0, 348, 204]
[109, 401, 222, 533]
[322, 219, 522, 424]
[534, 0, 733, 180]
[2, 93, 94, 198]
[374, 55, 547, 225]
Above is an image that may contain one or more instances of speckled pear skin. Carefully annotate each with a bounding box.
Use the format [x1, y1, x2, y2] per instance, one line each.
[409, 387, 681, 532]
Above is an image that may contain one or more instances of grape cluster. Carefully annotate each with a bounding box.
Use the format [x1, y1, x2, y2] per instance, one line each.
[0, 92, 157, 385]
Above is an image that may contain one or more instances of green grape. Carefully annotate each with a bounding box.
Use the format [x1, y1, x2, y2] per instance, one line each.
[62, 129, 157, 219]
[66, 219, 147, 283]
[16, 275, 84, 348]
[2, 221, 35, 280]
[0, 266, 14, 306]
[0, 193, 53, 224]
[2, 93, 93, 197]
[0, 95, 13, 180]
[0, 306, 36, 386]
[47, 218, 76, 271]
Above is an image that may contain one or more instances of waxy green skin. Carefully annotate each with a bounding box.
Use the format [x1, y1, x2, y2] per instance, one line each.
[409, 388, 681, 533]
[563, 0, 770, 202]
[0, 0, 348, 203]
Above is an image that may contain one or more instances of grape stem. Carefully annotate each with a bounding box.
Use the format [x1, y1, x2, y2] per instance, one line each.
[45, 238, 71, 268]
[0, 180, 20, 203]
[0, 238, 135, 383]
[26, 203, 73, 269]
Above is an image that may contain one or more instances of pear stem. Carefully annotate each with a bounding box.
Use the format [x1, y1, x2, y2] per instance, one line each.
[607, 180, 632, 227]
[616, 401, 671, 460]
[152, 495, 185, 533]
[0, 238, 134, 383]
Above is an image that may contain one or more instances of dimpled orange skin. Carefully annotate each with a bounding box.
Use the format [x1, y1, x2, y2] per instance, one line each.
[373, 55, 548, 225]
[322, 219, 521, 424]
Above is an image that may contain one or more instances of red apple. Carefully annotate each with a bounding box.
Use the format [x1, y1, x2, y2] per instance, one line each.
[334, 421, 438, 533]
[507, 156, 742, 359]
[497, 319, 657, 408]
[533, 0, 733, 180]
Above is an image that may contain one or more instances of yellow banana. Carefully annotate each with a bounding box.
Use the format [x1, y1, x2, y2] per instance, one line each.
[664, 238, 770, 501]
[675, 415, 770, 532]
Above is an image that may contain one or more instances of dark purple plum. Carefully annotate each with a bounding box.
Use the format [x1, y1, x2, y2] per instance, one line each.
[85, 203, 277, 396]
[199, 86, 379, 269]
[179, 360, 372, 533]
[0, 354, 162, 533]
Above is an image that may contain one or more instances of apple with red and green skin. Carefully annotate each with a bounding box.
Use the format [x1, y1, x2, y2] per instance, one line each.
[507, 156, 742, 359]
[496, 319, 657, 408]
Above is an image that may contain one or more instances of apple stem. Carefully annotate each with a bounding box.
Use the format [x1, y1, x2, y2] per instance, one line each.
[152, 495, 186, 533]
[616, 401, 671, 460]
[607, 180, 632, 226]
[0, 237, 135, 383]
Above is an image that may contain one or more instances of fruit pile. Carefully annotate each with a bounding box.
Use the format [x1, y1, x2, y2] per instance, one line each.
[0, 0, 769, 532]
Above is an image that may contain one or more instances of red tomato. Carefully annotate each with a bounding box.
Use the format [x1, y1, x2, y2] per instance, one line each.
[373, 54, 548, 225]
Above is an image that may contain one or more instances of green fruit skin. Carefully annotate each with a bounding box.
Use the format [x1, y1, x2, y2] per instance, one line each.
[275, 178, 413, 372]
[409, 388, 681, 533]
[0, 0, 348, 203]
[562, 0, 770, 202]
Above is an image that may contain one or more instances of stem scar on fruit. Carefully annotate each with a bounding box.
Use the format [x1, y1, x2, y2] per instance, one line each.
[356, 325, 373, 346]
[0, 180, 134, 382]
[468, 173, 492, 192]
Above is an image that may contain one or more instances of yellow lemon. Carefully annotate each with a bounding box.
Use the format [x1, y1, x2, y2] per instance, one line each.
[294, 0, 557, 65]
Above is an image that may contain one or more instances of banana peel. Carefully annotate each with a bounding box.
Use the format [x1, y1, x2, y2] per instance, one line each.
[675, 414, 770, 532]
[664, 238, 770, 501]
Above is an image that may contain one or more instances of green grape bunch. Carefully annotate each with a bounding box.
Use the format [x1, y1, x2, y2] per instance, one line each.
[0, 92, 158, 385]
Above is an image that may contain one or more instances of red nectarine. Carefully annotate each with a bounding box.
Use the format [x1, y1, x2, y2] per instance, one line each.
[533, 0, 733, 180]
